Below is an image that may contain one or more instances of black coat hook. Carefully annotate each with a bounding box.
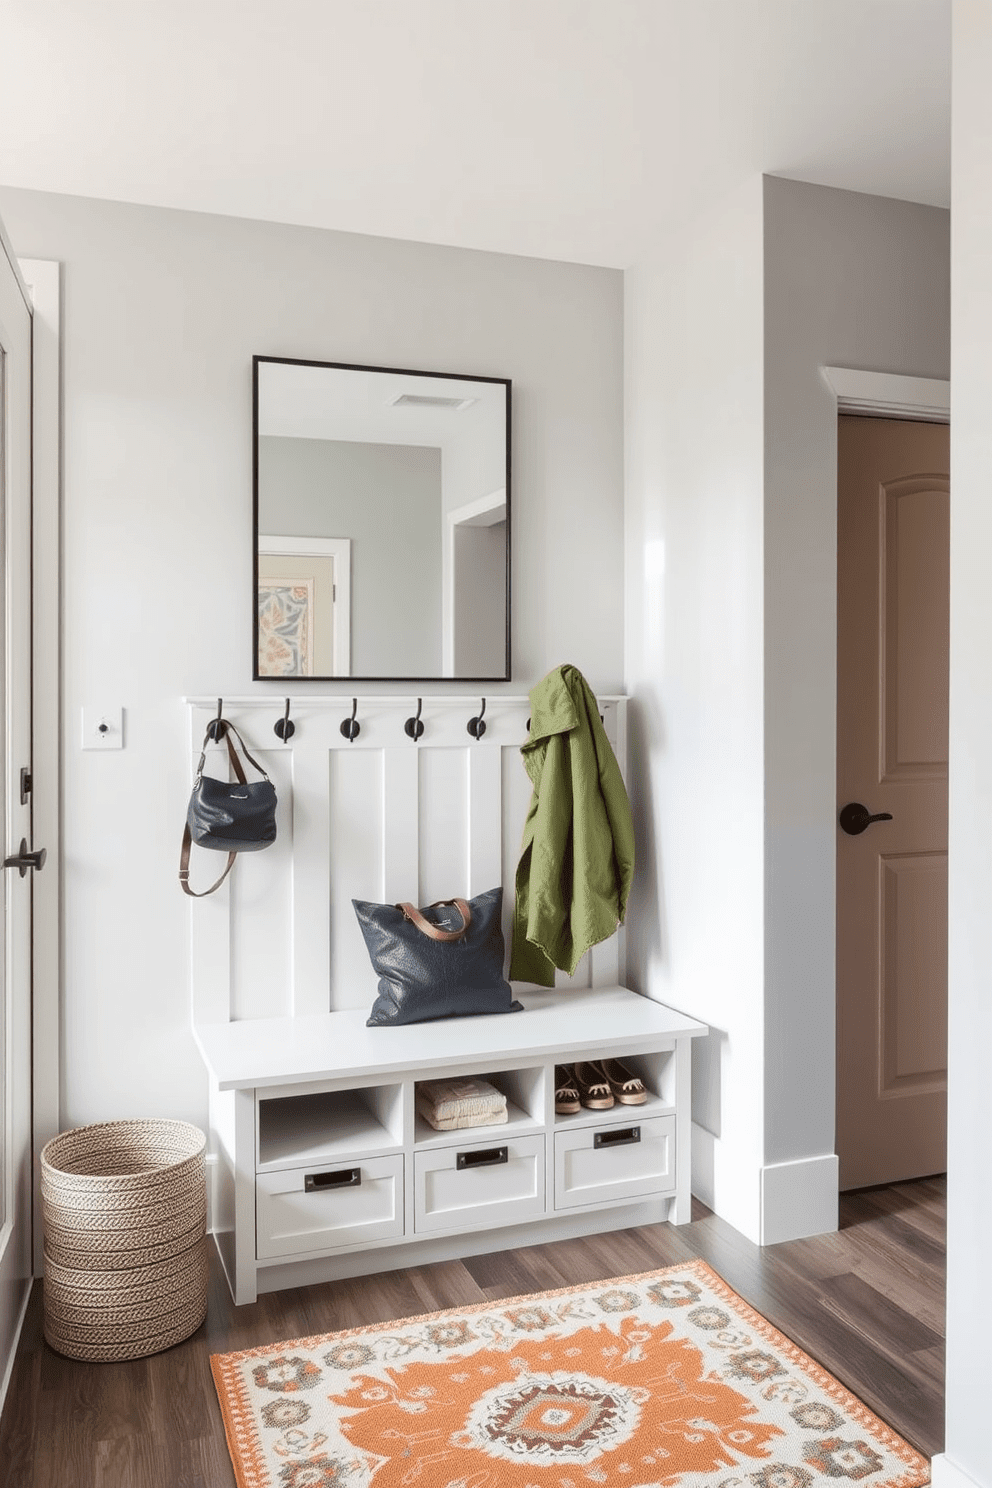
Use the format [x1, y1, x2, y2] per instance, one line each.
[467, 698, 487, 739]
[274, 698, 296, 741]
[404, 698, 425, 741]
[524, 711, 601, 734]
[340, 698, 361, 742]
[205, 697, 227, 742]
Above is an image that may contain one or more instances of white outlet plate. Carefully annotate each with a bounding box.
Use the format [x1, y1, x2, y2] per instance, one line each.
[82, 706, 124, 749]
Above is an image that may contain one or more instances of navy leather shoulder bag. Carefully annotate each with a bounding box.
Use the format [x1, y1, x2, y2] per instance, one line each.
[180, 721, 277, 897]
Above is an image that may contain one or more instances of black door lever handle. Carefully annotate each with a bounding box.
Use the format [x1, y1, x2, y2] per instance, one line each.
[2, 838, 47, 876]
[839, 803, 893, 836]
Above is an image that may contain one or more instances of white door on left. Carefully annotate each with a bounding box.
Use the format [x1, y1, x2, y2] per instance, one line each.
[0, 226, 37, 1397]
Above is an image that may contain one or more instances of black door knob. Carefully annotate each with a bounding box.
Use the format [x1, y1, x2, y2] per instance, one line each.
[839, 802, 893, 836]
[2, 838, 48, 877]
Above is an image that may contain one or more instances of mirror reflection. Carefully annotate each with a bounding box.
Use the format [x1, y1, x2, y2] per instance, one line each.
[253, 357, 510, 680]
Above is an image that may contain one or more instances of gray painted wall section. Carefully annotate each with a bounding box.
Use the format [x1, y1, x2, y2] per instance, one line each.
[454, 521, 506, 675]
[0, 184, 624, 1134]
[624, 176, 949, 1244]
[762, 177, 950, 1168]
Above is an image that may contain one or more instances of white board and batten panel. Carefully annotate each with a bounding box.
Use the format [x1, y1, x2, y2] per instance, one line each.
[186, 694, 626, 1027]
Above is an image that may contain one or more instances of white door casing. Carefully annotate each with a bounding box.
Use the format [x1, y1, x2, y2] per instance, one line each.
[0, 226, 35, 1406]
[19, 259, 61, 1276]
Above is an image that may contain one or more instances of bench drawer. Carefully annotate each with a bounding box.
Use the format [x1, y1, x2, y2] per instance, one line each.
[554, 1116, 675, 1210]
[414, 1135, 545, 1234]
[256, 1154, 403, 1259]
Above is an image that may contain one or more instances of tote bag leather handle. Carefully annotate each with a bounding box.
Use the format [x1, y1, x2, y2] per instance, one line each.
[396, 898, 473, 942]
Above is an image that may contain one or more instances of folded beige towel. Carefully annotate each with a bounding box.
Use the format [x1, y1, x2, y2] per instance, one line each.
[416, 1077, 507, 1123]
[415, 1096, 510, 1132]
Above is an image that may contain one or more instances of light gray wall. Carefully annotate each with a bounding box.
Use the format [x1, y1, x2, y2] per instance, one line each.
[625, 180, 768, 1242]
[624, 176, 949, 1245]
[762, 177, 950, 1171]
[0, 184, 624, 1134]
[454, 521, 506, 676]
[258, 435, 443, 676]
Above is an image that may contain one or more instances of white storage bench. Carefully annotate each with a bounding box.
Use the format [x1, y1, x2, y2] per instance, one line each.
[194, 984, 707, 1305]
[186, 695, 708, 1305]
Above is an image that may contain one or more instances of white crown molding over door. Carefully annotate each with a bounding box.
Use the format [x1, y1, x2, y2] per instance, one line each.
[821, 367, 950, 423]
[19, 258, 61, 1276]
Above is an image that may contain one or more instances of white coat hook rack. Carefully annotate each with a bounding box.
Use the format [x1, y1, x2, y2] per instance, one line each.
[186, 695, 624, 757]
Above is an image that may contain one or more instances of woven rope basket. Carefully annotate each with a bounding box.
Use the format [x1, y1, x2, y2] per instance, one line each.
[40, 1120, 207, 1362]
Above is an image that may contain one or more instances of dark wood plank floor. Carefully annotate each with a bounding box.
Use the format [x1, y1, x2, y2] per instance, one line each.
[0, 1175, 945, 1485]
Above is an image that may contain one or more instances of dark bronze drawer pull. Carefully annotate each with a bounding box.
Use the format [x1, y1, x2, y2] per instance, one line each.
[305, 1167, 361, 1192]
[457, 1146, 508, 1170]
[594, 1126, 641, 1149]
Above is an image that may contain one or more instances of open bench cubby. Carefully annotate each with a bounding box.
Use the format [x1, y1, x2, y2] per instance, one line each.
[195, 985, 707, 1304]
[257, 1085, 404, 1169]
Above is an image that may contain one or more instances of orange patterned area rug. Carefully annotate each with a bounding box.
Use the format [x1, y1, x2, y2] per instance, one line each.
[211, 1258, 929, 1488]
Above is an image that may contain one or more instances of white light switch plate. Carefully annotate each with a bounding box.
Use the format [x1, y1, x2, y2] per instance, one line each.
[82, 706, 124, 749]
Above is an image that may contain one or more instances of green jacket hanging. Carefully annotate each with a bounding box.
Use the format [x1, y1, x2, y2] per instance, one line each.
[509, 663, 635, 986]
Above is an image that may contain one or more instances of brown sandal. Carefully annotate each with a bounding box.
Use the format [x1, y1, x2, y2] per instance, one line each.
[574, 1062, 615, 1110]
[599, 1058, 648, 1105]
[554, 1065, 581, 1115]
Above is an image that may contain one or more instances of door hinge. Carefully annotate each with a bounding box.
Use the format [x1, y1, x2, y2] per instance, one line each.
[19, 767, 31, 805]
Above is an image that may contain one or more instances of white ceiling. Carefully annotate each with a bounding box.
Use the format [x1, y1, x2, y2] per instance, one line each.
[0, 0, 950, 268]
[257, 360, 504, 452]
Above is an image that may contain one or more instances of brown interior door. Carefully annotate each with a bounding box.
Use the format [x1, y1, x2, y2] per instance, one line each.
[836, 414, 948, 1190]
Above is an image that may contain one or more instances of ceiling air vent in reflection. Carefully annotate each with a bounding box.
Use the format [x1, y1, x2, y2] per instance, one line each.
[387, 392, 478, 411]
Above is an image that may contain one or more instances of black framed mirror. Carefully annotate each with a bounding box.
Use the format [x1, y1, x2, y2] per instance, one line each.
[253, 357, 511, 681]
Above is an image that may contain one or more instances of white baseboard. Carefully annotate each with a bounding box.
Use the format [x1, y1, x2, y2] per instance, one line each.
[0, 1280, 33, 1421]
[691, 1130, 838, 1246]
[760, 1153, 838, 1245]
[690, 1121, 716, 1208]
[931, 1454, 989, 1488]
[690, 1122, 761, 1243]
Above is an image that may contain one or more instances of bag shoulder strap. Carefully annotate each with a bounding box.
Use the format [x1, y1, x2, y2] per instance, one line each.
[396, 897, 473, 942]
[193, 720, 270, 787]
[179, 821, 236, 898]
[218, 721, 270, 780]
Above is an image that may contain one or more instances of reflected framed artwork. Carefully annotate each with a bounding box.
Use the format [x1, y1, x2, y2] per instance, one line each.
[256, 535, 351, 677]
